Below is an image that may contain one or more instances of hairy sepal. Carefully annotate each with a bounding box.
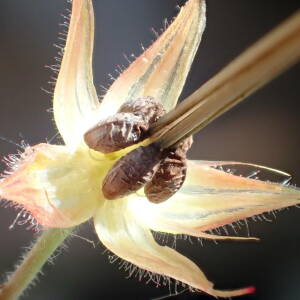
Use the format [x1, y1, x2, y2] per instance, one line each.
[0, 144, 111, 228]
[94, 197, 253, 298]
[99, 0, 206, 119]
[130, 160, 300, 236]
[53, 0, 100, 149]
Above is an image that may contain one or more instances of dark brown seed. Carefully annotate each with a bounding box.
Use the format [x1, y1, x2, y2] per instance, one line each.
[118, 96, 166, 124]
[144, 136, 193, 203]
[84, 113, 149, 153]
[102, 144, 162, 200]
[144, 150, 187, 203]
[84, 97, 165, 154]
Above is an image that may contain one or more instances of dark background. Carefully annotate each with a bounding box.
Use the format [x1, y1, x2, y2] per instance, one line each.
[1, 1, 300, 299]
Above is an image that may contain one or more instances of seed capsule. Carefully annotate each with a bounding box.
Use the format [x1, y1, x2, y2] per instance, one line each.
[84, 97, 165, 153]
[145, 136, 193, 203]
[102, 144, 162, 200]
[91, 96, 192, 203]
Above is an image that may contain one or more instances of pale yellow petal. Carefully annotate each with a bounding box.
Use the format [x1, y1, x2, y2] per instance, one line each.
[130, 160, 300, 236]
[98, 0, 206, 119]
[94, 198, 254, 298]
[0, 144, 110, 228]
[53, 0, 100, 149]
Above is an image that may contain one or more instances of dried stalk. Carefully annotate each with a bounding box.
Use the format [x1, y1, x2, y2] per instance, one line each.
[149, 10, 300, 149]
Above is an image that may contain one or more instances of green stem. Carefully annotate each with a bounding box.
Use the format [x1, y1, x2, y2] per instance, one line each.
[0, 228, 73, 300]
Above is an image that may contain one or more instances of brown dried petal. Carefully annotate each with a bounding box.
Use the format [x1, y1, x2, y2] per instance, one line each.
[84, 113, 149, 153]
[102, 144, 162, 200]
[118, 97, 166, 124]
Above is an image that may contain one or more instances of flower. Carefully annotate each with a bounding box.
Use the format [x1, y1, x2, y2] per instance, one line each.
[1, 0, 300, 298]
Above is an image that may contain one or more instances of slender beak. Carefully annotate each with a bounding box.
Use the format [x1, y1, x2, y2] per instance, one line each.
[150, 10, 300, 149]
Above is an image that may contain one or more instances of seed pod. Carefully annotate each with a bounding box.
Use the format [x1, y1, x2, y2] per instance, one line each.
[118, 96, 165, 124]
[84, 97, 165, 153]
[145, 136, 193, 203]
[102, 144, 162, 200]
[84, 113, 149, 153]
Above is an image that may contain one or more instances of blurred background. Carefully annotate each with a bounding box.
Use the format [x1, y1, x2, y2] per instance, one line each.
[0, 0, 300, 299]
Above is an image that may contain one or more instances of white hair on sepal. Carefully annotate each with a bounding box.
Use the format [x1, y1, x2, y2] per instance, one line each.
[103, 242, 198, 295]
[41, 1, 72, 100]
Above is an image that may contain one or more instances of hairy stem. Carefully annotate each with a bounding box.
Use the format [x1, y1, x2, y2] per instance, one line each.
[0, 228, 73, 300]
[150, 10, 300, 149]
